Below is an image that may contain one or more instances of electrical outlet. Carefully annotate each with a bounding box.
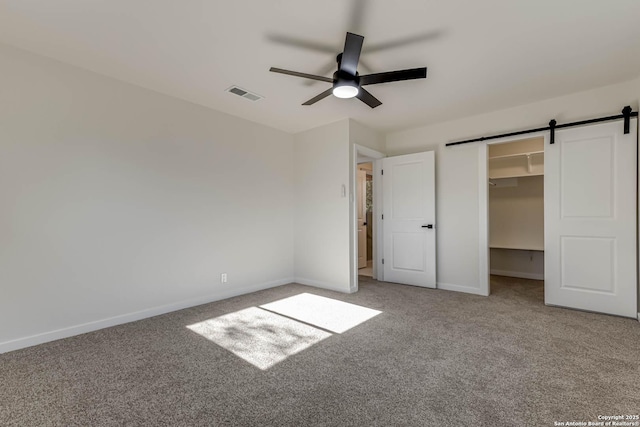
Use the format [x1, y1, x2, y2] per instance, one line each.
[221, 273, 227, 283]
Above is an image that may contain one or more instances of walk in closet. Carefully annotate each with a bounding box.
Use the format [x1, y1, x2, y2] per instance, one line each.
[489, 137, 544, 281]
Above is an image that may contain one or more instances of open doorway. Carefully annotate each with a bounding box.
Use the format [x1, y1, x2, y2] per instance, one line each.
[357, 162, 374, 277]
[350, 144, 385, 292]
[487, 137, 545, 297]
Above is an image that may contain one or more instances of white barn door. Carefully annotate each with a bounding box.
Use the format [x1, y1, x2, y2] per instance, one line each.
[545, 120, 637, 318]
[382, 151, 436, 288]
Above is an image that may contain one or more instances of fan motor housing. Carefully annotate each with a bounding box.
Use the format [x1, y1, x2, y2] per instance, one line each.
[333, 70, 360, 87]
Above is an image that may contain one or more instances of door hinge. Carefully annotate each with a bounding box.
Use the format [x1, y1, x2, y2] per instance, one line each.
[381, 214, 384, 220]
[382, 258, 384, 265]
[381, 169, 384, 175]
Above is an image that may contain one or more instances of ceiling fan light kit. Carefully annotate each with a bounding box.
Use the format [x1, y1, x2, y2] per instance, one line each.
[333, 84, 359, 99]
[270, 32, 428, 108]
[332, 70, 360, 98]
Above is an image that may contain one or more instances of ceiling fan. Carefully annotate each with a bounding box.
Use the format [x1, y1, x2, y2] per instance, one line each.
[269, 32, 427, 108]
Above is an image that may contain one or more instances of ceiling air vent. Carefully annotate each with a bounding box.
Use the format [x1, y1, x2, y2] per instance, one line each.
[226, 86, 263, 102]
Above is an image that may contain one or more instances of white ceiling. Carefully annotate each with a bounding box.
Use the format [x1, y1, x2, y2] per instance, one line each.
[1, 0, 640, 134]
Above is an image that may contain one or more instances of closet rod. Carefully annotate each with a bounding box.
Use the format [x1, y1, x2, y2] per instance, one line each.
[446, 106, 638, 147]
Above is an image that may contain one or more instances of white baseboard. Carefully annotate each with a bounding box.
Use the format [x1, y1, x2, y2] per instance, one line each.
[0, 277, 294, 355]
[437, 282, 487, 296]
[490, 269, 544, 281]
[294, 277, 352, 293]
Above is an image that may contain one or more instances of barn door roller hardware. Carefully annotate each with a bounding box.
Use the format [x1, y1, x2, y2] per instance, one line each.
[548, 106, 635, 144]
[446, 106, 638, 147]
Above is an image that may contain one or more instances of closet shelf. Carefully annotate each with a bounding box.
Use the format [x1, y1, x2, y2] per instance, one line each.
[490, 245, 544, 251]
[489, 150, 544, 160]
[489, 172, 544, 180]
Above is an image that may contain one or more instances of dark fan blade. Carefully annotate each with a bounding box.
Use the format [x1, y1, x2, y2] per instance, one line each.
[340, 32, 364, 75]
[356, 88, 382, 108]
[360, 67, 427, 86]
[365, 30, 444, 53]
[266, 34, 337, 54]
[302, 88, 333, 105]
[303, 60, 337, 86]
[270, 67, 333, 83]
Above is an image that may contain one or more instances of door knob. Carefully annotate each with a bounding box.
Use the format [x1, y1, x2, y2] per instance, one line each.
[421, 224, 433, 229]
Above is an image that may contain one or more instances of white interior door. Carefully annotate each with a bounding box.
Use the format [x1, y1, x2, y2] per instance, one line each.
[382, 151, 436, 288]
[545, 120, 637, 318]
[357, 169, 367, 269]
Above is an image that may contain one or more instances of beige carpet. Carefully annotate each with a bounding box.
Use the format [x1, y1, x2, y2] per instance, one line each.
[1, 276, 639, 426]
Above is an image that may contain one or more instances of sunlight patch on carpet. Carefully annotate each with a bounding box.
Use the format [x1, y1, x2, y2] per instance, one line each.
[187, 306, 331, 370]
[259, 293, 382, 334]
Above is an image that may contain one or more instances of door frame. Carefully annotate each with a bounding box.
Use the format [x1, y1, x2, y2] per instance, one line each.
[350, 144, 385, 292]
[479, 131, 550, 296]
